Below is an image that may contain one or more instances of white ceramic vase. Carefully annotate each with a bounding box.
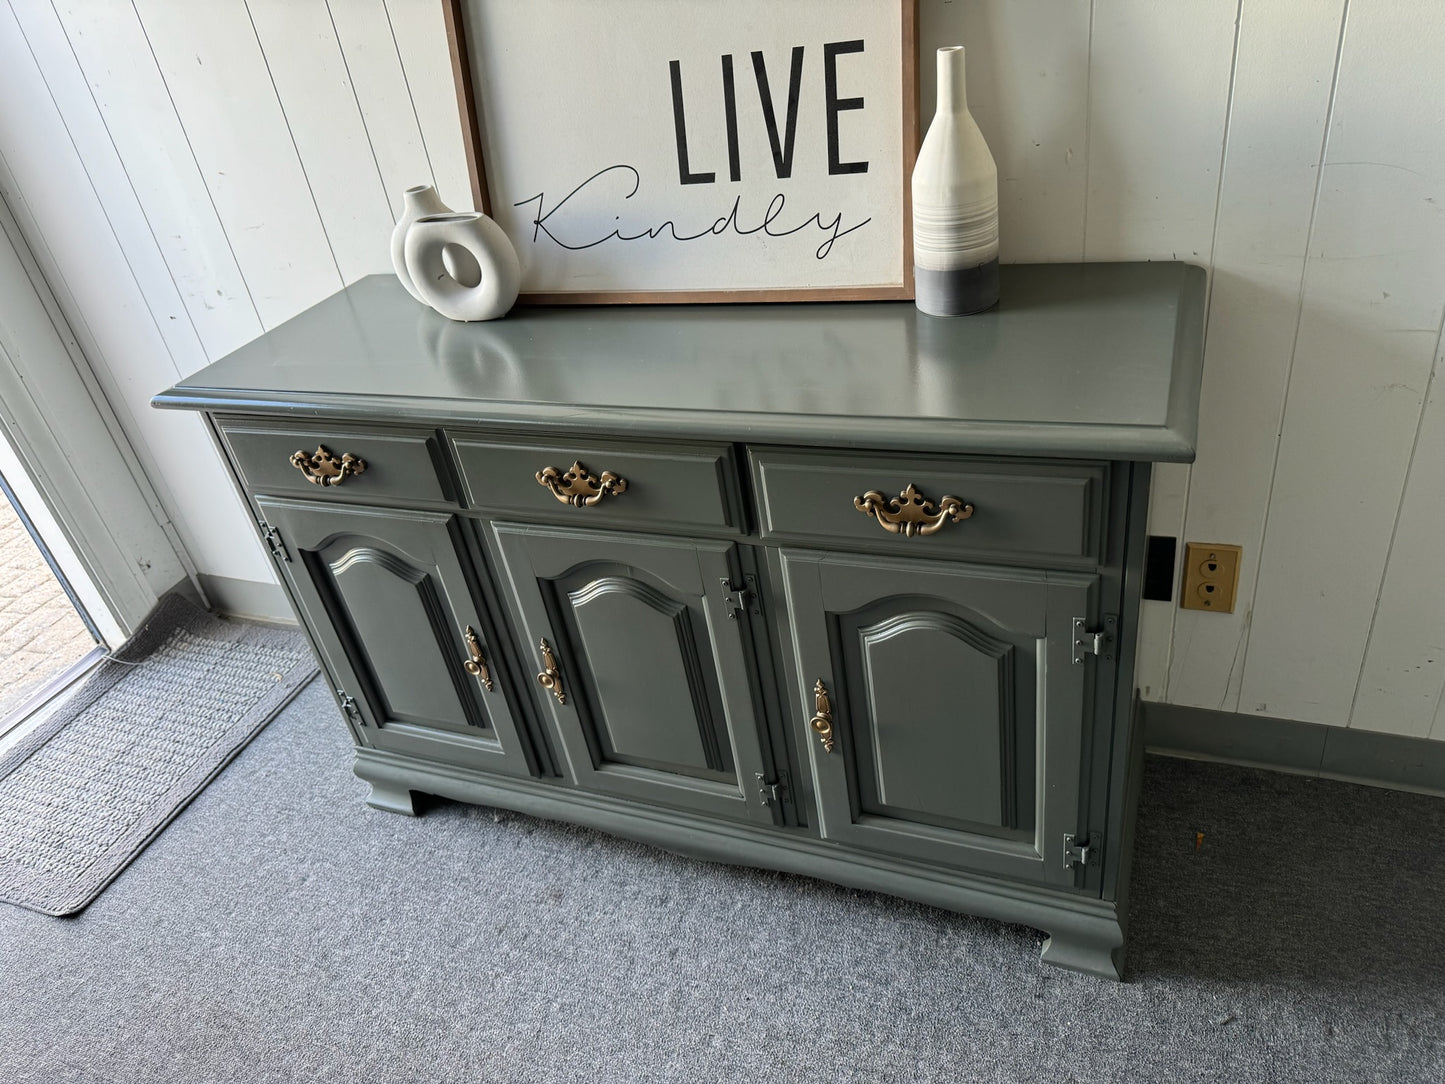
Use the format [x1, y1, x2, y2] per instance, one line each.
[912, 46, 1000, 317]
[403, 211, 521, 322]
[391, 185, 451, 305]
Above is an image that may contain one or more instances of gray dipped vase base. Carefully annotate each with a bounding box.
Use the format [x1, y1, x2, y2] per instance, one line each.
[915, 258, 1001, 317]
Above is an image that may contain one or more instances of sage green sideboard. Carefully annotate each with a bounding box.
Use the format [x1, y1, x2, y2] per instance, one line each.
[154, 262, 1206, 980]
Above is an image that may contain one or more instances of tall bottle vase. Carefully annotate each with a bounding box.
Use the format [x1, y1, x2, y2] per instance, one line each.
[912, 46, 1000, 317]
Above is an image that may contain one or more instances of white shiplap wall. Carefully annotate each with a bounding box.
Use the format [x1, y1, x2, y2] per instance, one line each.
[2, 0, 1443, 739]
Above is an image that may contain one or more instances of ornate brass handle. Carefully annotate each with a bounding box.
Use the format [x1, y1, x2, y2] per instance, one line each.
[535, 460, 628, 508]
[809, 679, 835, 753]
[290, 445, 366, 487]
[853, 483, 973, 537]
[461, 625, 493, 691]
[536, 638, 566, 705]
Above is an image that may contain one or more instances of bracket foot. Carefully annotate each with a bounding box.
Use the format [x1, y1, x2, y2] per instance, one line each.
[365, 779, 419, 817]
[1039, 920, 1126, 980]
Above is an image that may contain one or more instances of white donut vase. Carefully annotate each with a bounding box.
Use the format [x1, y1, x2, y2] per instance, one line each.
[403, 211, 521, 322]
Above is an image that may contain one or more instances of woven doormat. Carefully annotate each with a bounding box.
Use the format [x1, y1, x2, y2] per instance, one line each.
[0, 595, 316, 915]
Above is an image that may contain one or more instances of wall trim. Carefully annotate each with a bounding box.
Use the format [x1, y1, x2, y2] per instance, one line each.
[198, 575, 295, 626]
[1142, 702, 1445, 798]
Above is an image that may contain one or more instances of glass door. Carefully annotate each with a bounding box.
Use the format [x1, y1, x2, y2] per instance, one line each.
[0, 469, 102, 733]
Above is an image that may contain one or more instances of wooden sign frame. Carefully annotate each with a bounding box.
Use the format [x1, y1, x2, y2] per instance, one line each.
[443, 0, 918, 304]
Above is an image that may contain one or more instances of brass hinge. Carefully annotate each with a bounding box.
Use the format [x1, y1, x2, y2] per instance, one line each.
[261, 522, 291, 563]
[720, 574, 761, 619]
[1063, 831, 1100, 869]
[1072, 615, 1117, 664]
[338, 690, 364, 727]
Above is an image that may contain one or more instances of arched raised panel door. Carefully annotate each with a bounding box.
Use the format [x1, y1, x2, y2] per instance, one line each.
[780, 549, 1097, 888]
[491, 524, 776, 825]
[851, 609, 1024, 834]
[255, 497, 535, 777]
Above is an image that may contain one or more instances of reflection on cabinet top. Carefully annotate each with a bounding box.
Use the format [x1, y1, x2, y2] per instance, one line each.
[153, 263, 1206, 463]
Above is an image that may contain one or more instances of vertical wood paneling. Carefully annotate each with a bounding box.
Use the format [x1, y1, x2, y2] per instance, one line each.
[1354, 342, 1445, 736]
[132, 0, 341, 325]
[1167, 0, 1346, 713]
[328, 0, 436, 217]
[1240, 0, 1445, 724]
[9, 2, 205, 378]
[919, 0, 1091, 263]
[0, 3, 272, 586]
[1083, 0, 1240, 700]
[383, 0, 472, 210]
[1082, 0, 1240, 263]
[50, 0, 261, 360]
[246, 0, 395, 283]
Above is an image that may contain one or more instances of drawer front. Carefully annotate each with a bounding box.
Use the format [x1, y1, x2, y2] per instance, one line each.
[751, 449, 1107, 564]
[450, 434, 745, 534]
[217, 418, 453, 504]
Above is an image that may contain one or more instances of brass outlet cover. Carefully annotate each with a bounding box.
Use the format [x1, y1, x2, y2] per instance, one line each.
[1180, 542, 1242, 613]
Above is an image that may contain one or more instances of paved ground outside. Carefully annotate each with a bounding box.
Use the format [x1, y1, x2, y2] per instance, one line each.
[0, 493, 96, 722]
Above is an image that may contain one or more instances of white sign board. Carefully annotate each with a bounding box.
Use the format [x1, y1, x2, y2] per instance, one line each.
[455, 0, 917, 302]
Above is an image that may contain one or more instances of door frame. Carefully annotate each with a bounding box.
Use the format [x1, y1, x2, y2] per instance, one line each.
[0, 186, 192, 641]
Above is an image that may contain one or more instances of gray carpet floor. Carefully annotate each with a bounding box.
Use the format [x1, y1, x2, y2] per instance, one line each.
[2, 678, 1443, 1083]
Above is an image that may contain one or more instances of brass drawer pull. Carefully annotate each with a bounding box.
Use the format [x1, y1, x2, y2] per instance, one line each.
[536, 638, 566, 705]
[536, 460, 628, 508]
[291, 445, 367, 487]
[854, 483, 973, 537]
[809, 679, 835, 753]
[461, 625, 493, 691]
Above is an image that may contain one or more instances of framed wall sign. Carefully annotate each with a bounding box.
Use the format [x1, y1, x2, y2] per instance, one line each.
[444, 0, 918, 303]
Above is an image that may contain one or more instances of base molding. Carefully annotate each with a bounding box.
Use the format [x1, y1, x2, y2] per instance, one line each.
[352, 747, 1126, 980]
[1142, 701, 1445, 798]
[198, 574, 296, 625]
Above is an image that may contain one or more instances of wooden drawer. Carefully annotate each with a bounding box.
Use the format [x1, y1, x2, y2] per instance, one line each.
[750, 449, 1107, 564]
[449, 433, 745, 534]
[217, 418, 454, 504]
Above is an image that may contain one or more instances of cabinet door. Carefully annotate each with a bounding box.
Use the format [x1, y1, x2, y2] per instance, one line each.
[491, 524, 776, 825]
[779, 549, 1098, 887]
[258, 498, 535, 777]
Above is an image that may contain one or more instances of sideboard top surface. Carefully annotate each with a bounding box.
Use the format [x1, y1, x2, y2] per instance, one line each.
[154, 262, 1206, 461]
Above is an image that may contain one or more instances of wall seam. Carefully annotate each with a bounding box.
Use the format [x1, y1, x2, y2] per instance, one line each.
[380, 0, 439, 194]
[45, 0, 212, 366]
[128, 0, 264, 331]
[325, 0, 396, 224]
[1229, 0, 1350, 715]
[17, 3, 190, 379]
[1347, 312, 1445, 729]
[1430, 652, 1445, 741]
[242, 0, 345, 287]
[1162, 0, 1244, 705]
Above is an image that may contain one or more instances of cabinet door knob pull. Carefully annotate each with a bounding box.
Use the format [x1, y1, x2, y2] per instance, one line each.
[461, 625, 493, 691]
[536, 638, 566, 705]
[290, 445, 366, 487]
[536, 460, 628, 508]
[854, 483, 972, 537]
[809, 679, 835, 753]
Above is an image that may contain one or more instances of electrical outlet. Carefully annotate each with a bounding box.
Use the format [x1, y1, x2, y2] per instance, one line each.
[1180, 542, 1242, 613]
